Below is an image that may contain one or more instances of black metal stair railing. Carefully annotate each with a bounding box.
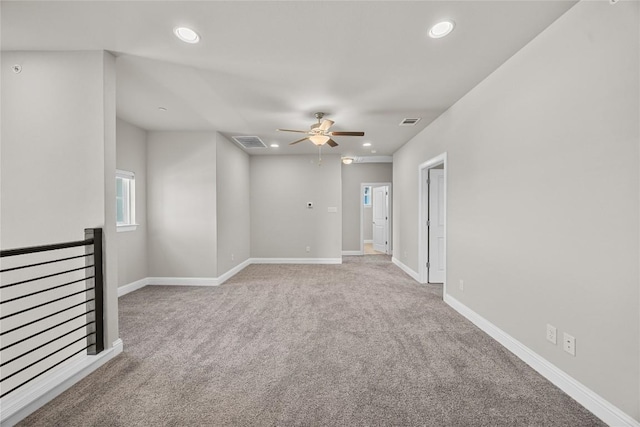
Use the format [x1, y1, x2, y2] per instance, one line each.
[0, 228, 104, 399]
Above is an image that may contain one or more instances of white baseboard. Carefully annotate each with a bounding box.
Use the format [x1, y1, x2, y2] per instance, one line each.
[1, 339, 124, 427]
[217, 258, 252, 285]
[364, 240, 373, 244]
[147, 276, 219, 286]
[391, 257, 420, 282]
[342, 251, 363, 256]
[250, 258, 342, 264]
[117, 258, 344, 297]
[117, 277, 149, 297]
[444, 295, 640, 427]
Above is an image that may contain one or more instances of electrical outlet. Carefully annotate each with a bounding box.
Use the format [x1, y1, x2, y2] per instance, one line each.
[459, 279, 464, 291]
[563, 333, 576, 356]
[546, 324, 557, 344]
[231, 254, 235, 261]
[306, 246, 310, 253]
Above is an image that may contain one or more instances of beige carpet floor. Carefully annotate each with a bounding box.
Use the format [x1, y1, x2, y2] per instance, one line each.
[20, 255, 604, 426]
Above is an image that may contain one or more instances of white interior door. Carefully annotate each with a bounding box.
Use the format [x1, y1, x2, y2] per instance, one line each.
[428, 170, 445, 283]
[373, 186, 389, 254]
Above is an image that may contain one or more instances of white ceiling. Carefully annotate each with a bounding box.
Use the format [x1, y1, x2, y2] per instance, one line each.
[1, 1, 577, 157]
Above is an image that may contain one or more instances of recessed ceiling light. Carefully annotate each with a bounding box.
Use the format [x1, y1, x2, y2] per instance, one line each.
[270, 143, 279, 148]
[174, 27, 200, 44]
[429, 21, 455, 39]
[363, 142, 372, 147]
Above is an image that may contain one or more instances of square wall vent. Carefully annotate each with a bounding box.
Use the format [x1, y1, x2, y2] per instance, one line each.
[232, 136, 266, 148]
[399, 118, 421, 126]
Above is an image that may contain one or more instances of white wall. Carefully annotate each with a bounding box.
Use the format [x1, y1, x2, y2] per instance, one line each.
[102, 51, 118, 349]
[147, 132, 217, 278]
[341, 163, 392, 251]
[393, 1, 639, 420]
[116, 118, 148, 287]
[251, 155, 342, 260]
[216, 133, 250, 275]
[1, 50, 119, 346]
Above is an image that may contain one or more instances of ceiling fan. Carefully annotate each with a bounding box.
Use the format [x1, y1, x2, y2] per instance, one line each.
[277, 112, 364, 147]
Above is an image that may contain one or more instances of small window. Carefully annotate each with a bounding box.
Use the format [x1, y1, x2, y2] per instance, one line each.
[116, 170, 136, 231]
[363, 186, 372, 207]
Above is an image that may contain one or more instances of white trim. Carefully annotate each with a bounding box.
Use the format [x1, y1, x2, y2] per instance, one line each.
[342, 250, 363, 256]
[217, 258, 252, 285]
[147, 277, 219, 286]
[115, 169, 135, 179]
[250, 258, 342, 265]
[353, 156, 393, 163]
[444, 295, 640, 427]
[116, 224, 138, 233]
[391, 256, 420, 282]
[118, 258, 348, 297]
[1, 339, 124, 427]
[418, 153, 447, 292]
[360, 182, 392, 256]
[117, 277, 149, 297]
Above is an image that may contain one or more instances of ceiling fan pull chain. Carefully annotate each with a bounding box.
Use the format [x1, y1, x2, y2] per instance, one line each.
[318, 146, 322, 166]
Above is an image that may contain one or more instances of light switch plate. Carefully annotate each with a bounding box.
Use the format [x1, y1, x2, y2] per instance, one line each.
[546, 324, 557, 344]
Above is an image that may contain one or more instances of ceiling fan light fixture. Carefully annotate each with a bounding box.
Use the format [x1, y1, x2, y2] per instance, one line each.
[309, 135, 330, 146]
[429, 21, 455, 39]
[279, 113, 363, 148]
[174, 27, 200, 44]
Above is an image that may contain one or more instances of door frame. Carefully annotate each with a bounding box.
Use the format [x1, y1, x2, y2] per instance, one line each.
[360, 182, 392, 255]
[418, 153, 447, 291]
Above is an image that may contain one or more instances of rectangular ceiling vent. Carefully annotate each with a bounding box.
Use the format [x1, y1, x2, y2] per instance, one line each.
[399, 118, 421, 126]
[232, 136, 266, 148]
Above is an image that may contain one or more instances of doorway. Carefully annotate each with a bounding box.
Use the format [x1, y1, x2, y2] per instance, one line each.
[360, 182, 391, 255]
[418, 154, 447, 290]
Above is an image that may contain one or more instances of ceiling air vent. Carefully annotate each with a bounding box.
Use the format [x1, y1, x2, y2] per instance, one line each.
[399, 118, 421, 126]
[232, 136, 267, 148]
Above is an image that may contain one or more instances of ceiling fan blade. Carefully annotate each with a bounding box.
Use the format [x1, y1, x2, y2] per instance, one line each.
[277, 128, 309, 133]
[289, 137, 309, 145]
[319, 119, 335, 131]
[326, 139, 338, 148]
[329, 131, 365, 136]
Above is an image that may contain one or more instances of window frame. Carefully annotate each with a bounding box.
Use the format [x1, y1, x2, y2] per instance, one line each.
[363, 185, 372, 208]
[116, 169, 137, 232]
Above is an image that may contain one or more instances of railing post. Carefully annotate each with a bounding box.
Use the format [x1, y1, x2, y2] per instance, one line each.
[85, 228, 104, 354]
